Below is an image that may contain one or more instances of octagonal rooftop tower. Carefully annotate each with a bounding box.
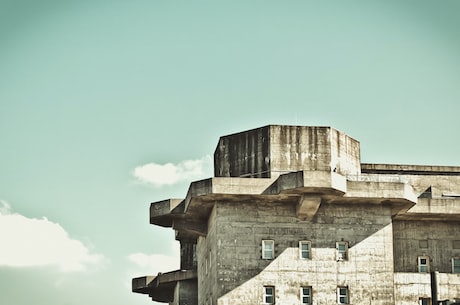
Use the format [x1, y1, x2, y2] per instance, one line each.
[214, 125, 361, 179]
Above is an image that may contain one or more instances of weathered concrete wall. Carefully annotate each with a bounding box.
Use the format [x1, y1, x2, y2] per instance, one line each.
[197, 204, 218, 305]
[360, 168, 460, 198]
[393, 273, 432, 304]
[437, 273, 460, 301]
[213, 200, 395, 305]
[173, 280, 198, 305]
[214, 126, 270, 178]
[328, 127, 361, 176]
[214, 125, 361, 179]
[400, 174, 460, 197]
[269, 125, 361, 176]
[269, 125, 332, 174]
[180, 240, 197, 271]
[393, 220, 460, 273]
[394, 273, 460, 304]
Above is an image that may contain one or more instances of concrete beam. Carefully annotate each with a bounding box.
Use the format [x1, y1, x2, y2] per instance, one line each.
[296, 195, 321, 220]
[172, 219, 207, 237]
[263, 170, 347, 196]
[132, 270, 197, 302]
[184, 177, 275, 213]
[150, 199, 184, 227]
[344, 180, 417, 204]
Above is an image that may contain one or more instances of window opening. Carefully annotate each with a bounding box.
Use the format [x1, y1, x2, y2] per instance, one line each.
[301, 287, 312, 304]
[419, 297, 430, 305]
[336, 242, 348, 261]
[418, 256, 430, 273]
[262, 240, 275, 259]
[337, 287, 349, 304]
[453, 257, 460, 273]
[264, 286, 275, 304]
[299, 241, 311, 259]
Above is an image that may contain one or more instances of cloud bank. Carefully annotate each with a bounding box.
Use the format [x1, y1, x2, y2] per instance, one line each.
[0, 201, 104, 272]
[133, 155, 213, 187]
[128, 242, 180, 276]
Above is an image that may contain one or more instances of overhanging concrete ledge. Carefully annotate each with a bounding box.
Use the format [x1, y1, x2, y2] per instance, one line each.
[296, 195, 322, 220]
[183, 177, 276, 212]
[132, 269, 197, 302]
[323, 180, 419, 216]
[263, 170, 347, 195]
[150, 199, 184, 227]
[344, 180, 417, 203]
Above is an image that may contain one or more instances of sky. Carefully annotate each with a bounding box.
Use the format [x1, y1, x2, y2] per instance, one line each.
[0, 0, 460, 304]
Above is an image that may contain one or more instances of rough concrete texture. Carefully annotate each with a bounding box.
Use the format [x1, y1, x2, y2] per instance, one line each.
[214, 125, 361, 179]
[393, 220, 460, 273]
[213, 201, 395, 305]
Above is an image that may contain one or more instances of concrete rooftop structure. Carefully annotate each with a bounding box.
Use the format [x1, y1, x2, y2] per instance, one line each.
[132, 125, 460, 305]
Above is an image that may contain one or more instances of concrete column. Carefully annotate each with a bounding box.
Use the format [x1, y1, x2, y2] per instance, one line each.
[180, 240, 197, 271]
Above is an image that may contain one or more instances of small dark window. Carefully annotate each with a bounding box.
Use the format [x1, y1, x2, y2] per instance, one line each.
[337, 287, 349, 304]
[418, 256, 430, 273]
[264, 286, 275, 304]
[301, 287, 312, 304]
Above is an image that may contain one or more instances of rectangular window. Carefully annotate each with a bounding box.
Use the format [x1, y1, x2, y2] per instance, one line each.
[453, 257, 460, 273]
[337, 287, 349, 304]
[418, 256, 430, 273]
[299, 241, 311, 259]
[264, 286, 275, 304]
[262, 240, 275, 259]
[419, 298, 430, 305]
[336, 242, 348, 261]
[301, 287, 312, 304]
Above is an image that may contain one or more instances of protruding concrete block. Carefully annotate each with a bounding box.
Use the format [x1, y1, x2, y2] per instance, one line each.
[296, 195, 321, 220]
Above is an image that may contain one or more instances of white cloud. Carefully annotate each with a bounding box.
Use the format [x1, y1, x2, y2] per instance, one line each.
[128, 241, 180, 276]
[133, 155, 213, 187]
[0, 200, 105, 272]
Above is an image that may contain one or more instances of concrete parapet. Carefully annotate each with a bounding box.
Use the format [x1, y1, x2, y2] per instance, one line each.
[400, 197, 460, 220]
[362, 163, 460, 175]
[344, 180, 417, 203]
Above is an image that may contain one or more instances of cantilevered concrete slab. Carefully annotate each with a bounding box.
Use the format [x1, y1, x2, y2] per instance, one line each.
[132, 270, 197, 303]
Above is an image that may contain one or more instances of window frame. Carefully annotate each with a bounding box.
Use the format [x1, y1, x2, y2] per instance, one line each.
[336, 241, 348, 261]
[419, 297, 431, 305]
[337, 286, 349, 304]
[262, 240, 275, 260]
[263, 286, 275, 304]
[452, 257, 460, 273]
[299, 241, 311, 260]
[418, 256, 430, 273]
[300, 286, 312, 305]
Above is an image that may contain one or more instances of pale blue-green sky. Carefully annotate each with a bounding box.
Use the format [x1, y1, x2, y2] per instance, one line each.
[1, 1, 460, 304]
